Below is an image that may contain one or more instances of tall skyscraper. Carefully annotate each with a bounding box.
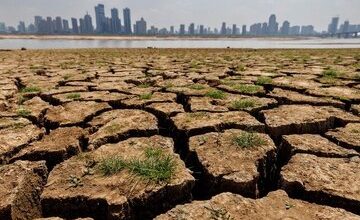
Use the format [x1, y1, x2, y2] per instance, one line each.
[232, 24, 237, 35]
[123, 8, 132, 34]
[135, 17, 147, 35]
[63, 19, 70, 32]
[199, 25, 205, 35]
[280, 20, 290, 35]
[55, 16, 63, 33]
[18, 21, 26, 33]
[71, 18, 79, 34]
[95, 4, 105, 33]
[111, 8, 121, 34]
[242, 25, 247, 35]
[221, 22, 227, 35]
[170, 26, 174, 35]
[261, 22, 268, 35]
[179, 24, 185, 35]
[188, 23, 195, 35]
[84, 13, 94, 34]
[328, 17, 339, 34]
[34, 16, 42, 31]
[268, 14, 278, 35]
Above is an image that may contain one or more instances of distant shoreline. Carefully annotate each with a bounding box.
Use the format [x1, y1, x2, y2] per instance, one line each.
[0, 34, 317, 41]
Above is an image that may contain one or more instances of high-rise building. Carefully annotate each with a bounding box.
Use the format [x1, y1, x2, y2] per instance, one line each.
[199, 25, 205, 35]
[268, 14, 278, 35]
[18, 21, 26, 33]
[71, 18, 79, 34]
[111, 8, 121, 34]
[63, 19, 70, 32]
[0, 22, 6, 33]
[232, 24, 237, 35]
[301, 25, 314, 35]
[79, 18, 85, 33]
[289, 26, 300, 35]
[84, 13, 94, 34]
[34, 16, 42, 31]
[188, 23, 195, 35]
[55, 16, 63, 33]
[95, 4, 106, 33]
[221, 22, 226, 35]
[135, 17, 147, 35]
[280, 21, 290, 35]
[242, 25, 247, 35]
[328, 17, 339, 34]
[123, 8, 132, 34]
[261, 22, 268, 35]
[180, 24, 185, 35]
[46, 17, 54, 34]
[170, 26, 174, 35]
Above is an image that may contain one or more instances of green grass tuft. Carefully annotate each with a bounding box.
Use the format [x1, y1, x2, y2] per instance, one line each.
[206, 89, 227, 99]
[231, 84, 261, 94]
[139, 93, 153, 100]
[231, 99, 258, 110]
[237, 65, 246, 72]
[233, 132, 266, 149]
[66, 93, 81, 100]
[255, 76, 272, 85]
[17, 108, 31, 117]
[322, 68, 338, 79]
[20, 86, 41, 93]
[97, 148, 176, 183]
[189, 84, 206, 90]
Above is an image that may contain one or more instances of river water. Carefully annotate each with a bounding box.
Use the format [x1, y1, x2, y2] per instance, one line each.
[0, 37, 359, 49]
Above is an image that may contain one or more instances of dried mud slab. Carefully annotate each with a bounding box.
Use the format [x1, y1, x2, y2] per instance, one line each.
[280, 134, 359, 159]
[268, 88, 344, 108]
[307, 86, 360, 102]
[0, 119, 44, 163]
[217, 83, 266, 96]
[171, 111, 264, 136]
[10, 127, 85, 168]
[155, 190, 359, 220]
[280, 154, 360, 215]
[121, 92, 177, 108]
[351, 104, 360, 115]
[0, 160, 48, 220]
[44, 101, 111, 128]
[145, 102, 185, 118]
[189, 129, 276, 198]
[52, 91, 131, 105]
[261, 105, 360, 137]
[41, 136, 195, 219]
[272, 77, 322, 91]
[22, 97, 52, 123]
[325, 123, 360, 152]
[88, 109, 158, 149]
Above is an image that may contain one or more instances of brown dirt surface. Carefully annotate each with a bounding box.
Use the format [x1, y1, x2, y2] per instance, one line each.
[87, 109, 158, 149]
[1, 48, 360, 218]
[41, 136, 194, 219]
[188, 129, 276, 198]
[171, 111, 265, 136]
[155, 190, 359, 220]
[280, 154, 360, 214]
[325, 123, 360, 152]
[44, 101, 111, 128]
[0, 160, 48, 220]
[261, 105, 360, 137]
[281, 134, 359, 158]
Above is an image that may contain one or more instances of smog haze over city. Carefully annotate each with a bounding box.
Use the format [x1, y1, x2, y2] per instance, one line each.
[0, 0, 359, 31]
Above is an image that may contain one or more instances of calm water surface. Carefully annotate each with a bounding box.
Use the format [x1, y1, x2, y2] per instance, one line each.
[0, 38, 360, 49]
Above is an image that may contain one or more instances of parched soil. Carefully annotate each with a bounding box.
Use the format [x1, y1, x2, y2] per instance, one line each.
[1, 48, 360, 219]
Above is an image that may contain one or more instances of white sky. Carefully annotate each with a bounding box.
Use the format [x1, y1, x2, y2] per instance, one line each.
[0, 0, 359, 31]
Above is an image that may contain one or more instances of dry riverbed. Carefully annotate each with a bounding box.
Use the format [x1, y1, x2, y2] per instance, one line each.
[0, 48, 360, 219]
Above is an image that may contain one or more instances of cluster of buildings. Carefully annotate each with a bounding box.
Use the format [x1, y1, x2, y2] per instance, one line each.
[0, 4, 359, 38]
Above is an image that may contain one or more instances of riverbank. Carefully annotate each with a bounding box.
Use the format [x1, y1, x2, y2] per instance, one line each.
[0, 34, 315, 41]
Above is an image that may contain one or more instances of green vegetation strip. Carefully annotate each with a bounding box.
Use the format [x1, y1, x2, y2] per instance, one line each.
[232, 132, 266, 149]
[97, 147, 176, 183]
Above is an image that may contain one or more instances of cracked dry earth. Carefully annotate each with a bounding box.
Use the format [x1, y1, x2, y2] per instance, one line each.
[0, 48, 360, 220]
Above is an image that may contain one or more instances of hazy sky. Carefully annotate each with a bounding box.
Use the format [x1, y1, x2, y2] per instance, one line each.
[0, 0, 359, 31]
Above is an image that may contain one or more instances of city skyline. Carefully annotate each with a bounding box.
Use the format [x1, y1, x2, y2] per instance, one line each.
[0, 0, 359, 31]
[0, 2, 359, 37]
